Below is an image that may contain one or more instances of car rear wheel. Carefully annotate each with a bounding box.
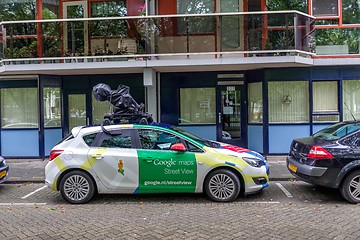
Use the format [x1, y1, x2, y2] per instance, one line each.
[340, 170, 360, 204]
[59, 170, 95, 204]
[204, 169, 241, 202]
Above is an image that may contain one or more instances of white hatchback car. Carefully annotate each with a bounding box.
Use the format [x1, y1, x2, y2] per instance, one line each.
[45, 123, 269, 204]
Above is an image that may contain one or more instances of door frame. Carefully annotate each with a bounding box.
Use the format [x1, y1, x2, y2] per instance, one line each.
[39, 77, 62, 157]
[63, 90, 92, 135]
[216, 81, 247, 147]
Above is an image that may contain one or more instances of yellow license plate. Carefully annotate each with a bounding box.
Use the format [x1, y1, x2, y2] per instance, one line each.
[288, 163, 297, 173]
[0, 170, 6, 178]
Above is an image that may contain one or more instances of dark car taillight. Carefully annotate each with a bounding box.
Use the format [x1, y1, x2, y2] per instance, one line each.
[49, 150, 64, 161]
[308, 145, 334, 160]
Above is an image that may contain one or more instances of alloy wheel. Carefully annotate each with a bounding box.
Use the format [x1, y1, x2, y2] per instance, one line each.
[348, 175, 360, 201]
[208, 173, 236, 200]
[63, 174, 90, 202]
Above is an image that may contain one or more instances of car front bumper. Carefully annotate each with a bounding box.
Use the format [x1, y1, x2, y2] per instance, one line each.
[0, 165, 9, 183]
[286, 156, 339, 188]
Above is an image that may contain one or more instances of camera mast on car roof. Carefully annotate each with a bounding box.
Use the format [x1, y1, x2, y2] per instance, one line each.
[93, 83, 153, 125]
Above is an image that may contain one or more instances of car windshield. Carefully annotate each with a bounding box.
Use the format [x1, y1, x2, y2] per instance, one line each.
[170, 126, 220, 148]
[313, 122, 360, 140]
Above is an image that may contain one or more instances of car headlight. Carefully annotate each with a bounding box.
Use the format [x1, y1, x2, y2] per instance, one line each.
[242, 157, 263, 168]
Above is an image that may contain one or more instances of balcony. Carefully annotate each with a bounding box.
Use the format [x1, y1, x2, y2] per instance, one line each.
[0, 11, 315, 73]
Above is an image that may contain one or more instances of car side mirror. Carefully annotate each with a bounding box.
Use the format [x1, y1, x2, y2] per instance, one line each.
[170, 143, 186, 152]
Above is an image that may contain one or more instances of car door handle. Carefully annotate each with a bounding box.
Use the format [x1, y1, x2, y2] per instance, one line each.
[144, 157, 154, 163]
[91, 154, 103, 160]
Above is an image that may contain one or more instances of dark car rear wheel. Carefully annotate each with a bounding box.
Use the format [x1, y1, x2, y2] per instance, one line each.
[340, 170, 360, 204]
[59, 170, 95, 204]
[204, 169, 241, 202]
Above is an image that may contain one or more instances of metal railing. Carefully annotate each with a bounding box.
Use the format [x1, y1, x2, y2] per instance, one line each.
[0, 11, 316, 65]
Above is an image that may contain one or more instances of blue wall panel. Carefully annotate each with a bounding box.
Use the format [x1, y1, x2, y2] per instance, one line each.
[313, 124, 331, 134]
[248, 125, 263, 153]
[45, 129, 63, 156]
[269, 125, 310, 154]
[1, 130, 39, 157]
[177, 125, 216, 141]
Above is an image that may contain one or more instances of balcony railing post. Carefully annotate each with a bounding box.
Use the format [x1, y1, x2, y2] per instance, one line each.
[186, 16, 190, 57]
[294, 13, 299, 52]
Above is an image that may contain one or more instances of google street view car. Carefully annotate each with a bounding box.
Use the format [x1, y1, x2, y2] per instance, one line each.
[45, 84, 269, 203]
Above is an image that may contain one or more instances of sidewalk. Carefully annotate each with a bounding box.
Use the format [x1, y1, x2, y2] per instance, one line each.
[4, 156, 293, 183]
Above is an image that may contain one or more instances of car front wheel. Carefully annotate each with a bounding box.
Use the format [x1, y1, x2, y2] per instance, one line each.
[204, 169, 241, 202]
[59, 170, 95, 204]
[340, 170, 360, 204]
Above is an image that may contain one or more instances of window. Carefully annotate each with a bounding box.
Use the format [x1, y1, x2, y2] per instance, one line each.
[83, 133, 98, 146]
[343, 80, 360, 121]
[313, 81, 338, 112]
[342, 0, 360, 24]
[100, 134, 132, 148]
[1, 88, 38, 128]
[44, 87, 61, 128]
[180, 88, 216, 124]
[268, 81, 309, 123]
[90, 1, 127, 17]
[313, 81, 339, 122]
[177, 0, 215, 34]
[248, 82, 263, 123]
[186, 141, 203, 153]
[139, 129, 182, 150]
[311, 0, 340, 18]
[314, 122, 360, 140]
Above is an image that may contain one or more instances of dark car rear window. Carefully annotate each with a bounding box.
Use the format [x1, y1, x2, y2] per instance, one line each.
[313, 122, 360, 140]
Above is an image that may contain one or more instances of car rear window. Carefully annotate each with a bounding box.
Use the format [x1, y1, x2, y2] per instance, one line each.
[313, 122, 360, 140]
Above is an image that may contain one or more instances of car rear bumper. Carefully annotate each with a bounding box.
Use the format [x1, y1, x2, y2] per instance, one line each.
[286, 156, 338, 188]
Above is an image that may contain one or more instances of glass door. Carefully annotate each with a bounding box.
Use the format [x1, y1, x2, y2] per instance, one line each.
[63, 1, 88, 57]
[67, 93, 89, 131]
[40, 77, 63, 157]
[217, 85, 247, 147]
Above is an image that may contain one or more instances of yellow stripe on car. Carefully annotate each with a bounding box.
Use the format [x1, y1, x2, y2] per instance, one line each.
[53, 156, 67, 172]
[81, 148, 107, 171]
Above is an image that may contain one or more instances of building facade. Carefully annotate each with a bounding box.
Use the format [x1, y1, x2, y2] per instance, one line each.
[0, 0, 360, 157]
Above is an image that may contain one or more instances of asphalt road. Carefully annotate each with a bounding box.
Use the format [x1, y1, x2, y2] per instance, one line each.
[1, 181, 360, 239]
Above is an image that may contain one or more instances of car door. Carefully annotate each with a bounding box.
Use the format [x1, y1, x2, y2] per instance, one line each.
[88, 128, 139, 192]
[136, 128, 197, 193]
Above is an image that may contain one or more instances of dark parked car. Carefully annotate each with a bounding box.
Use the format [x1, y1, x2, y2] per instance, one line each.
[287, 121, 360, 203]
[0, 156, 9, 183]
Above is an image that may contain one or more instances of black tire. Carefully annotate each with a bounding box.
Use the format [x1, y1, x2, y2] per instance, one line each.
[59, 170, 96, 204]
[204, 169, 241, 202]
[340, 170, 360, 204]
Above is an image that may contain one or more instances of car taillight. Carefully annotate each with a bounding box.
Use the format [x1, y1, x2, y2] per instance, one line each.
[308, 146, 334, 159]
[49, 150, 64, 161]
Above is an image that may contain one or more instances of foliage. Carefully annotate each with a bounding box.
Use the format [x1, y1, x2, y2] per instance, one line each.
[266, 0, 308, 13]
[316, 28, 360, 53]
[342, 0, 360, 24]
[0, 2, 61, 58]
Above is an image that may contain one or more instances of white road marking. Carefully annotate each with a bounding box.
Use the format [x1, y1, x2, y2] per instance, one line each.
[21, 185, 47, 199]
[241, 201, 280, 204]
[276, 182, 293, 198]
[0, 203, 46, 206]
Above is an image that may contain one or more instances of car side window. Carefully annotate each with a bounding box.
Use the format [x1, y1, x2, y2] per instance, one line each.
[186, 141, 204, 153]
[83, 133, 98, 146]
[138, 129, 182, 150]
[341, 132, 360, 148]
[100, 135, 132, 148]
